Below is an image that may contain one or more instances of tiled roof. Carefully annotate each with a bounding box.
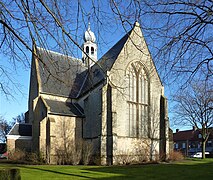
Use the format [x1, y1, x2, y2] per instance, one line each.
[43, 98, 84, 117]
[173, 130, 198, 141]
[36, 48, 87, 98]
[8, 123, 32, 136]
[98, 29, 132, 72]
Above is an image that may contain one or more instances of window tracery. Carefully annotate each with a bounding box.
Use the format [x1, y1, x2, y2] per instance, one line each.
[126, 61, 149, 137]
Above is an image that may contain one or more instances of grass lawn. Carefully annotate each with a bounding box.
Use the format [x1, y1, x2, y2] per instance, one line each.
[0, 158, 213, 180]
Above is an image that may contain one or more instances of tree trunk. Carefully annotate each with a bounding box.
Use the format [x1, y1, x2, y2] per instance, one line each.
[202, 140, 206, 159]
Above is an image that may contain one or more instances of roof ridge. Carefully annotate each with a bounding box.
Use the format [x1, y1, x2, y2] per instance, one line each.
[97, 28, 133, 72]
[99, 28, 133, 61]
[36, 46, 81, 62]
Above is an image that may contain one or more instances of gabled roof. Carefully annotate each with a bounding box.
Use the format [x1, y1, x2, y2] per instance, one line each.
[7, 123, 32, 136]
[43, 98, 84, 117]
[36, 48, 87, 98]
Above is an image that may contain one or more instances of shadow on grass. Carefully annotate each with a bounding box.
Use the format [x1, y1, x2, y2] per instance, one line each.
[1, 159, 213, 179]
[82, 159, 213, 180]
[16, 165, 92, 179]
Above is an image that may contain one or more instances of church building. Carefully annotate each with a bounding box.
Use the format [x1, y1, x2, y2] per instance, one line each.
[7, 22, 170, 165]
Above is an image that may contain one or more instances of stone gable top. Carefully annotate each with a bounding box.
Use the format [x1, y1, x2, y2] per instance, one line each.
[78, 21, 163, 96]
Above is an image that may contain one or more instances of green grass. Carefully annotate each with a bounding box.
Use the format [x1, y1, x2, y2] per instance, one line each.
[0, 158, 213, 180]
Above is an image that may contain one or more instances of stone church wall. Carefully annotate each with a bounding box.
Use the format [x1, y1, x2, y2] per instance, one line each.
[77, 84, 103, 160]
[32, 97, 47, 153]
[44, 114, 82, 164]
[103, 23, 166, 164]
[7, 138, 32, 159]
[28, 55, 40, 124]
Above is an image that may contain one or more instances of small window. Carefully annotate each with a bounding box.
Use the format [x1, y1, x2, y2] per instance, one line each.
[207, 141, 212, 147]
[86, 46, 89, 54]
[198, 143, 201, 148]
[198, 134, 202, 138]
[91, 47, 94, 55]
[182, 143, 186, 149]
[191, 142, 195, 148]
[175, 143, 178, 149]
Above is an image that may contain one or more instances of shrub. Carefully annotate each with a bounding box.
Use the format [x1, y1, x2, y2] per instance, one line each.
[82, 142, 93, 165]
[8, 149, 25, 161]
[0, 168, 21, 180]
[26, 152, 45, 164]
[114, 150, 135, 165]
[8, 149, 45, 164]
[55, 140, 94, 165]
[169, 151, 184, 161]
[55, 140, 82, 165]
[71, 148, 82, 165]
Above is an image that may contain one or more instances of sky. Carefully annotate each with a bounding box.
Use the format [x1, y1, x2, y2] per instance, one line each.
[0, 53, 30, 123]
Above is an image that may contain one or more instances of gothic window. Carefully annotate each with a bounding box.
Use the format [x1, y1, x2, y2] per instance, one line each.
[91, 47, 94, 55]
[86, 46, 89, 54]
[126, 61, 149, 137]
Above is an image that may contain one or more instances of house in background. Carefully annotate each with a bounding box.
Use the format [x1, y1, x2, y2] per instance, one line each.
[0, 143, 6, 154]
[6, 122, 32, 153]
[173, 127, 213, 156]
[7, 22, 170, 165]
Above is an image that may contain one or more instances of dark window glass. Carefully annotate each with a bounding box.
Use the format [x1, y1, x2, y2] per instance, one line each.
[86, 46, 89, 54]
[91, 47, 94, 55]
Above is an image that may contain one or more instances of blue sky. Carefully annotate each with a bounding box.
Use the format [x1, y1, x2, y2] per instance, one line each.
[0, 53, 29, 122]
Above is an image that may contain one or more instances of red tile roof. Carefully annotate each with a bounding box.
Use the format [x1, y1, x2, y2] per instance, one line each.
[173, 130, 198, 141]
[173, 128, 213, 141]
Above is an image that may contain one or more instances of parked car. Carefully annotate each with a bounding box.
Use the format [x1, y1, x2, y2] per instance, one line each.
[191, 152, 210, 158]
[0, 152, 8, 159]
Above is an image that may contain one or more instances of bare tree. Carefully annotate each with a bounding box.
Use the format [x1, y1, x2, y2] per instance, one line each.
[103, 0, 213, 87]
[12, 113, 25, 123]
[0, 116, 12, 143]
[140, 0, 213, 86]
[1, 0, 212, 97]
[174, 81, 213, 158]
[0, 113, 26, 142]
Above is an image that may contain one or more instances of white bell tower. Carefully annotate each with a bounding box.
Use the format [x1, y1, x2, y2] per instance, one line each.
[82, 23, 97, 67]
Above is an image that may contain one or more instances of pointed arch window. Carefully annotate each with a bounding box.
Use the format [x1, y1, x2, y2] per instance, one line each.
[126, 61, 149, 137]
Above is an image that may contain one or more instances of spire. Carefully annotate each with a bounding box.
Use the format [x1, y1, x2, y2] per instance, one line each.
[88, 22, 91, 31]
[134, 21, 140, 27]
[84, 22, 96, 43]
[82, 22, 97, 67]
